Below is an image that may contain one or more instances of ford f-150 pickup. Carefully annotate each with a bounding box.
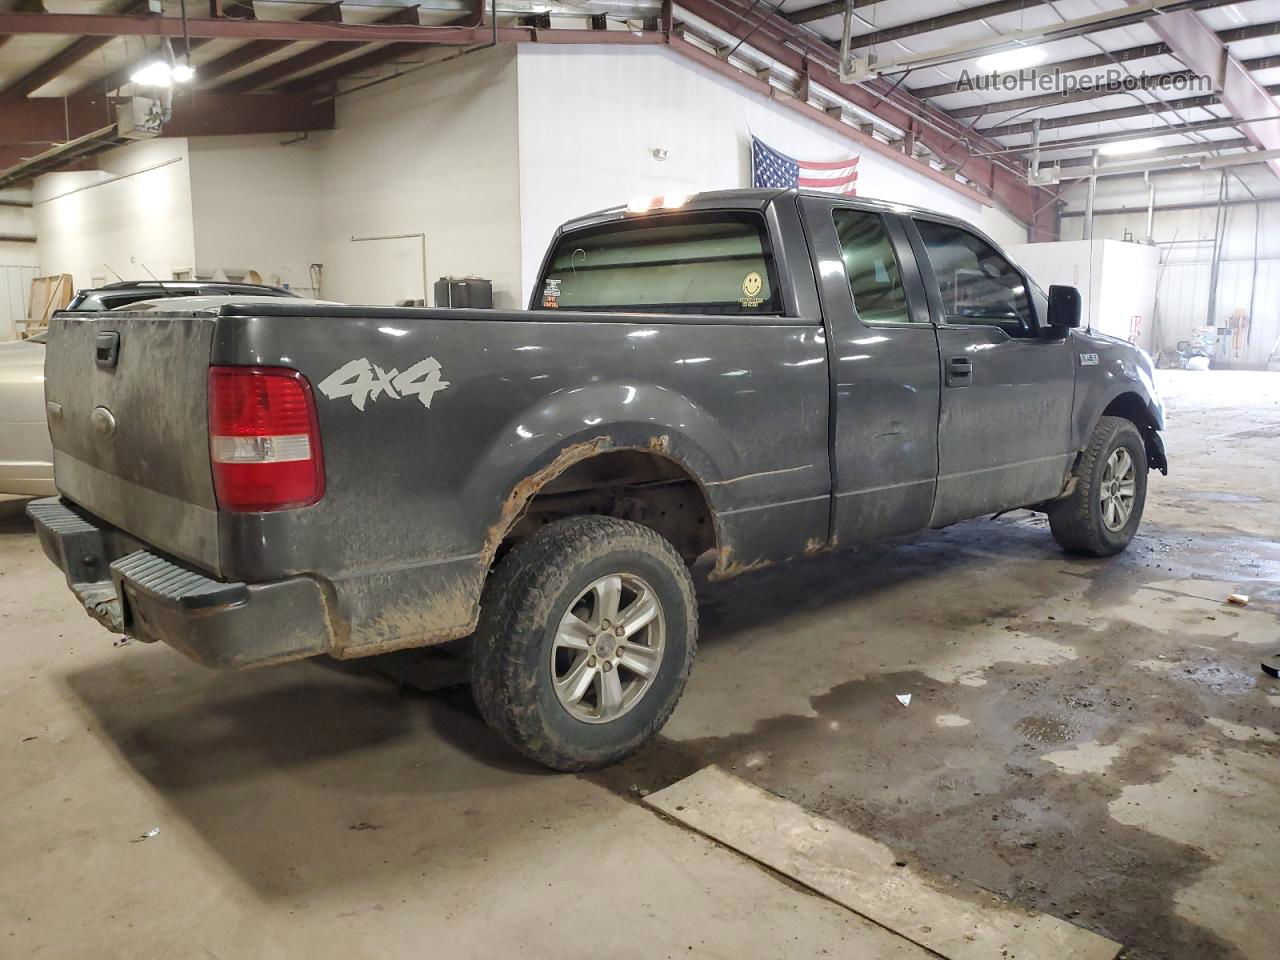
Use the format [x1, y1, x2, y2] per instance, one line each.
[30, 189, 1166, 771]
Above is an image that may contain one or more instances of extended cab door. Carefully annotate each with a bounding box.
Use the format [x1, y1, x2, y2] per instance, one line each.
[799, 196, 941, 546]
[905, 217, 1075, 526]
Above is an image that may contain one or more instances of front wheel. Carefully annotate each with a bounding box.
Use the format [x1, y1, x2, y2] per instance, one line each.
[470, 516, 697, 771]
[1048, 415, 1148, 557]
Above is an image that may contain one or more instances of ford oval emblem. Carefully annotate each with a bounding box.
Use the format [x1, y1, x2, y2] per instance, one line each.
[90, 406, 117, 438]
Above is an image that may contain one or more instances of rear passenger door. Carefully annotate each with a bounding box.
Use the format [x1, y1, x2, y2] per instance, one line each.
[905, 217, 1075, 525]
[799, 196, 941, 546]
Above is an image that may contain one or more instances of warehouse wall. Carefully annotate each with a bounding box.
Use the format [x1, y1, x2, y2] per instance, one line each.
[32, 138, 195, 289]
[1059, 170, 1280, 367]
[188, 134, 324, 296]
[0, 187, 36, 269]
[314, 45, 523, 307]
[0, 188, 37, 340]
[514, 45, 1028, 301]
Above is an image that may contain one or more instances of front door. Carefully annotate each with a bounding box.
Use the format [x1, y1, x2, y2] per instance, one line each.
[905, 217, 1076, 526]
[799, 196, 941, 547]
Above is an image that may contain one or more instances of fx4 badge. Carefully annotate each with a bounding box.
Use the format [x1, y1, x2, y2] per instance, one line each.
[318, 357, 450, 411]
[1079, 353, 1100, 366]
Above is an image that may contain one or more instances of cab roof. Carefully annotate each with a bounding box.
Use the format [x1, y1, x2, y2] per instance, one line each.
[558, 188, 965, 234]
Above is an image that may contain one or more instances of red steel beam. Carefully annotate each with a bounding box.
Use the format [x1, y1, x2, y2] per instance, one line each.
[1, 0, 149, 98]
[2, 35, 116, 98]
[0, 11, 640, 44]
[220, 5, 424, 92]
[194, 3, 345, 86]
[280, 41, 425, 92]
[675, 0, 1051, 227]
[0, 92, 335, 152]
[1131, 1, 1280, 179]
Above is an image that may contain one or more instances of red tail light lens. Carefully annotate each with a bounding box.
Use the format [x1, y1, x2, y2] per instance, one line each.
[208, 366, 325, 512]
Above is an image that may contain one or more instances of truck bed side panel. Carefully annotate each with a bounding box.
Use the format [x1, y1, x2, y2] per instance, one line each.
[212, 307, 831, 656]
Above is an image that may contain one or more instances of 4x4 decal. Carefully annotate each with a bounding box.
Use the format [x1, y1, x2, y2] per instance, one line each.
[317, 357, 450, 411]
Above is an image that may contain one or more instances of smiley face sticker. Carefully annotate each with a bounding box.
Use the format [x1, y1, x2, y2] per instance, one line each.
[741, 271, 764, 307]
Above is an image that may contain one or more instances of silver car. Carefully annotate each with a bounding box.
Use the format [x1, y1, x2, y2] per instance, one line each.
[0, 281, 302, 497]
[0, 331, 53, 496]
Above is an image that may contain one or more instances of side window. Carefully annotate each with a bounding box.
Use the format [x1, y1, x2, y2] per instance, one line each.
[914, 220, 1035, 337]
[832, 209, 915, 325]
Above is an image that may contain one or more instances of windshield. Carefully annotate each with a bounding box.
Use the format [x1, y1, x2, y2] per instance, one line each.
[538, 212, 781, 315]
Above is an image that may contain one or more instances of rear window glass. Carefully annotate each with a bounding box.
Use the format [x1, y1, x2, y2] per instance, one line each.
[538, 213, 780, 315]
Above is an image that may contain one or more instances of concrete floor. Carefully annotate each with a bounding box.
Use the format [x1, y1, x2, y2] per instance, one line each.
[2, 370, 1277, 960]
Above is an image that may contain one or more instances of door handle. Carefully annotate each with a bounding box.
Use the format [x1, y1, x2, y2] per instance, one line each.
[945, 356, 972, 387]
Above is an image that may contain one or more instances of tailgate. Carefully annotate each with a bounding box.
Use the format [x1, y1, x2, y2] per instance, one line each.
[44, 311, 221, 573]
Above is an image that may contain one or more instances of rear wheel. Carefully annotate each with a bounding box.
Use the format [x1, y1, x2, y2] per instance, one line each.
[470, 516, 697, 771]
[1048, 415, 1148, 556]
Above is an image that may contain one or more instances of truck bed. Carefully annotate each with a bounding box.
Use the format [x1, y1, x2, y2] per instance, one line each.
[43, 299, 831, 658]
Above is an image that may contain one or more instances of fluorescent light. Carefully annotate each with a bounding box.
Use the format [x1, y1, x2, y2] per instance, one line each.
[130, 61, 174, 87]
[975, 46, 1046, 71]
[1099, 137, 1163, 156]
[130, 61, 196, 87]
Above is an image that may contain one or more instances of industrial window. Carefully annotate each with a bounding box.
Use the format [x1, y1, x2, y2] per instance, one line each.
[914, 219, 1035, 337]
[538, 213, 780, 315]
[832, 209, 914, 325]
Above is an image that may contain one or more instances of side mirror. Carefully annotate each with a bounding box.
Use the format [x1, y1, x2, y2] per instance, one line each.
[1047, 284, 1082, 329]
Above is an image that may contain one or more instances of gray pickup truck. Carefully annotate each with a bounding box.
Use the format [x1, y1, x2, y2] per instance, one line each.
[30, 189, 1166, 770]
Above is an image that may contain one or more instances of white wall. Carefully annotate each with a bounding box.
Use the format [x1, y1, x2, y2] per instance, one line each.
[0, 188, 37, 270]
[1060, 174, 1280, 366]
[33, 138, 195, 287]
[1010, 239, 1159, 351]
[315, 46, 523, 307]
[515, 45, 1027, 302]
[188, 134, 324, 296]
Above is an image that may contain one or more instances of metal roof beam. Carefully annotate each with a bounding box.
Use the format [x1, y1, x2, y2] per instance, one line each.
[1054, 136, 1250, 167]
[1025, 116, 1255, 152]
[1135, 2, 1280, 178]
[793, 0, 1044, 37]
[912, 18, 1280, 99]
[784, 0, 898, 27]
[846, 0, 1239, 75]
[0, 11, 478, 43]
[0, 0, 148, 98]
[980, 91, 1238, 137]
[0, 92, 335, 178]
[220, 4, 424, 92]
[193, 2, 345, 86]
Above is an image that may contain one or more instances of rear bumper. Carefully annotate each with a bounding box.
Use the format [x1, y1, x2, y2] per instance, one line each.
[28, 497, 334, 668]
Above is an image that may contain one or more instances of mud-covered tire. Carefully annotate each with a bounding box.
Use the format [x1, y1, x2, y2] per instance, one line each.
[1048, 415, 1148, 557]
[469, 516, 697, 771]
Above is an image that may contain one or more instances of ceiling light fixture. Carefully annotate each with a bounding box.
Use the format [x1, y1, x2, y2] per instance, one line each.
[129, 60, 196, 88]
[1099, 137, 1163, 156]
[974, 46, 1046, 72]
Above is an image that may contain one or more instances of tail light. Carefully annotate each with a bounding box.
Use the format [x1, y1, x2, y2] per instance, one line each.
[208, 366, 325, 512]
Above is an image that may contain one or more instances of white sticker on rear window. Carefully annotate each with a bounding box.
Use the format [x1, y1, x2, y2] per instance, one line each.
[318, 356, 450, 411]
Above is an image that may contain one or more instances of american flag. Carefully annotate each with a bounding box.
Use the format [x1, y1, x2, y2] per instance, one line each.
[751, 136, 859, 195]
